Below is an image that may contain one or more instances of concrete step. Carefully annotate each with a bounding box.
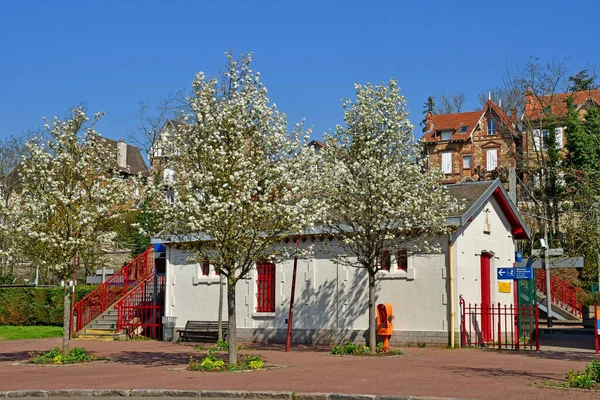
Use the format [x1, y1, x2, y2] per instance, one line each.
[539, 327, 595, 335]
[73, 333, 123, 341]
[90, 322, 117, 330]
[83, 328, 117, 335]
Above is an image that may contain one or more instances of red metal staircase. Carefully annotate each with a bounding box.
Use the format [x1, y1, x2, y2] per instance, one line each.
[75, 247, 156, 335]
[536, 268, 584, 319]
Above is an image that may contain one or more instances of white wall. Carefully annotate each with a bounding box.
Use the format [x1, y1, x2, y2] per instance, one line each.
[163, 195, 520, 343]
[165, 239, 449, 335]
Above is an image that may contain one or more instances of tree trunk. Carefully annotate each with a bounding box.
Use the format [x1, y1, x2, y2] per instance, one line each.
[218, 274, 224, 341]
[368, 272, 376, 355]
[62, 288, 71, 354]
[227, 277, 237, 365]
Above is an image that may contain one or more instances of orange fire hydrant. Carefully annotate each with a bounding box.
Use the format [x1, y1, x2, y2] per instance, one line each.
[377, 303, 394, 353]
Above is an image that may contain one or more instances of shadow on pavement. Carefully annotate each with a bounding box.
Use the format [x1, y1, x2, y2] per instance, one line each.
[445, 365, 560, 381]
[112, 351, 191, 367]
[494, 349, 598, 362]
[0, 350, 32, 363]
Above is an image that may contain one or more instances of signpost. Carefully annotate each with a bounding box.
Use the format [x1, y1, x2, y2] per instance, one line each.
[516, 257, 584, 269]
[497, 267, 533, 280]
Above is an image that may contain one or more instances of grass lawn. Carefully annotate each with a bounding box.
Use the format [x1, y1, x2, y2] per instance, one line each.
[0, 326, 63, 341]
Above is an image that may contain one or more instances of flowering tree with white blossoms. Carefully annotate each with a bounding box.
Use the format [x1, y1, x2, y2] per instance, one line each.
[320, 80, 459, 353]
[155, 53, 320, 364]
[6, 109, 136, 353]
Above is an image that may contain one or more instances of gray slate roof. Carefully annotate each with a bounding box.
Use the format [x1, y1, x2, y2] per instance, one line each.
[445, 179, 530, 239]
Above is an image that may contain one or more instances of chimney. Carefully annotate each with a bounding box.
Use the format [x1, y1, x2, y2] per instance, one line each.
[425, 112, 434, 132]
[117, 140, 127, 170]
[510, 107, 517, 126]
[524, 90, 534, 119]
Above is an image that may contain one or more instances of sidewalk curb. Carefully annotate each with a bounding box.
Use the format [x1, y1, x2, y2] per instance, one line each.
[0, 389, 471, 399]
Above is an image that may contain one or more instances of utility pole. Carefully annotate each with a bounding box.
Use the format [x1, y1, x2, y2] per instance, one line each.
[544, 224, 552, 328]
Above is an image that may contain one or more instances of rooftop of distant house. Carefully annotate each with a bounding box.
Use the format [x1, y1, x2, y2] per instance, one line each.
[524, 89, 600, 121]
[97, 137, 148, 175]
[423, 100, 518, 143]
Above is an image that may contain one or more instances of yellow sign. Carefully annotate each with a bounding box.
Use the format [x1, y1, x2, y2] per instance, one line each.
[498, 282, 511, 293]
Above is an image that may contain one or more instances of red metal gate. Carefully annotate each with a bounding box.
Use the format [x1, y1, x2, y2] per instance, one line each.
[115, 274, 165, 339]
[460, 295, 539, 350]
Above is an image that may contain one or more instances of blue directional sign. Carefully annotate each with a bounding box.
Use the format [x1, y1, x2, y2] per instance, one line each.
[497, 267, 533, 280]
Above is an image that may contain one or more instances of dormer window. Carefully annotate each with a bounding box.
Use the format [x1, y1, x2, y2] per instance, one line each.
[440, 130, 452, 141]
[487, 119, 497, 135]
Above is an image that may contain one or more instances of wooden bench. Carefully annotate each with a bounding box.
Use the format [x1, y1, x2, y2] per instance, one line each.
[177, 321, 228, 342]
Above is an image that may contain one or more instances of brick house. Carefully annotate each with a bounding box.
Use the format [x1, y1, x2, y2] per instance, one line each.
[423, 100, 520, 184]
[522, 89, 600, 163]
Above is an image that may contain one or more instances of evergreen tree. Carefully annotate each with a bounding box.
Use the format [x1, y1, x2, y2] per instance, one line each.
[568, 69, 597, 92]
[420, 96, 435, 133]
[565, 99, 596, 174]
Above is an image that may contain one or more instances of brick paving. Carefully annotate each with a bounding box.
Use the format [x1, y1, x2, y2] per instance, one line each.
[0, 338, 599, 400]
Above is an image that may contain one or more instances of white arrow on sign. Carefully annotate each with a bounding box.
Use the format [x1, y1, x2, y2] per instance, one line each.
[498, 269, 505, 277]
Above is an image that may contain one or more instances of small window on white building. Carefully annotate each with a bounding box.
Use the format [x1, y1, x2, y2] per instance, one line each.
[486, 149, 498, 171]
[441, 151, 452, 174]
[440, 130, 452, 141]
[463, 155, 472, 169]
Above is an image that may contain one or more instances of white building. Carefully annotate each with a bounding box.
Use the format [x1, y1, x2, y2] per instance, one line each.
[155, 179, 530, 346]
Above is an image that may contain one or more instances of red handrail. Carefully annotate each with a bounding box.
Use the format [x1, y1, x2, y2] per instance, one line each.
[115, 274, 165, 339]
[536, 268, 584, 318]
[75, 247, 154, 332]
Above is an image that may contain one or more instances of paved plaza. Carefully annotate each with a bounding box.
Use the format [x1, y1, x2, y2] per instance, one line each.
[0, 337, 599, 400]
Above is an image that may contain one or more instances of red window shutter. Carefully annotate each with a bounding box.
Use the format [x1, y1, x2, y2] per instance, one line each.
[201, 261, 210, 276]
[397, 249, 408, 271]
[256, 262, 276, 312]
[379, 250, 391, 271]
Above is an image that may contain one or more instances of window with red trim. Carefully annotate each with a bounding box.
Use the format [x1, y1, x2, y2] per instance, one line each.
[379, 250, 391, 271]
[397, 249, 408, 271]
[201, 261, 210, 276]
[256, 262, 275, 312]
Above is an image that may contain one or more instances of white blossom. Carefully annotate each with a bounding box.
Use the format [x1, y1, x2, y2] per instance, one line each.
[150, 53, 321, 364]
[319, 80, 459, 352]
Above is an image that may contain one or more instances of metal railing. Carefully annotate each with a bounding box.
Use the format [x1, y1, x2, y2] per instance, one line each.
[75, 247, 154, 332]
[536, 268, 583, 318]
[460, 295, 539, 351]
[115, 274, 165, 339]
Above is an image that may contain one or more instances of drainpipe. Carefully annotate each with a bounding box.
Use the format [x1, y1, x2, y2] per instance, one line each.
[448, 232, 456, 347]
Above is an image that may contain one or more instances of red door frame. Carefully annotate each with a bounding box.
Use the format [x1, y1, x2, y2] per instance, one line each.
[480, 252, 493, 342]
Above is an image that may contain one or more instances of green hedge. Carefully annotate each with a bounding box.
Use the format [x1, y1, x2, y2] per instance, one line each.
[0, 286, 95, 326]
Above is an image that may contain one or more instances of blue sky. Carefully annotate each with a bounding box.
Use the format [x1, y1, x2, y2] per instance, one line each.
[1, 0, 598, 153]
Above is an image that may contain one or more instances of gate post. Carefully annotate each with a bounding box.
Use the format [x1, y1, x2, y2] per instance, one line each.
[497, 303, 501, 350]
[535, 304, 540, 351]
[459, 296, 466, 348]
